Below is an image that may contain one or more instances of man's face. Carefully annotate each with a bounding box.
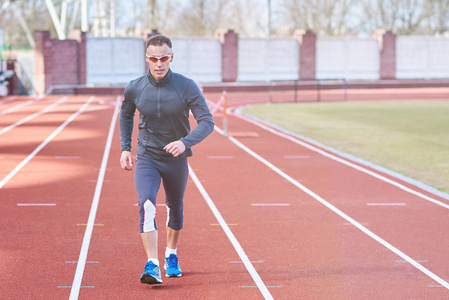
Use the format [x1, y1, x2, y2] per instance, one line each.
[145, 44, 173, 81]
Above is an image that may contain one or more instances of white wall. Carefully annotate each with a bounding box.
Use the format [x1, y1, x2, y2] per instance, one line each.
[86, 38, 146, 85]
[316, 37, 379, 80]
[0, 28, 3, 71]
[238, 38, 299, 82]
[0, 28, 3, 49]
[16, 51, 35, 93]
[170, 38, 222, 83]
[85, 35, 449, 84]
[396, 36, 449, 79]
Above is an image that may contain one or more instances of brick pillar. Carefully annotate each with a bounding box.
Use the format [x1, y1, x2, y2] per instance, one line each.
[78, 32, 86, 84]
[294, 29, 316, 80]
[34, 31, 52, 95]
[216, 29, 238, 82]
[374, 29, 396, 80]
[69, 29, 85, 84]
[35, 30, 84, 95]
[6, 59, 20, 95]
[381, 30, 397, 79]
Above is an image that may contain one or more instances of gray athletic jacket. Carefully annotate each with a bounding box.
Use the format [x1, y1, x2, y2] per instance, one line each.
[119, 69, 214, 161]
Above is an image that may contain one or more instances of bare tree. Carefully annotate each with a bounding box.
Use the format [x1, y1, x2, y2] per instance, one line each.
[361, 0, 433, 35]
[175, 0, 233, 37]
[426, 0, 449, 35]
[0, 0, 55, 45]
[139, 0, 177, 33]
[281, 0, 357, 36]
[228, 0, 269, 37]
[397, 0, 433, 34]
[2, 0, 449, 44]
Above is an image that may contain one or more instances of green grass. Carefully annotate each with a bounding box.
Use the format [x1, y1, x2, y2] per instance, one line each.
[241, 100, 449, 194]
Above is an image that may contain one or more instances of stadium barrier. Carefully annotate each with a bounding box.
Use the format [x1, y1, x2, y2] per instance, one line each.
[268, 79, 347, 102]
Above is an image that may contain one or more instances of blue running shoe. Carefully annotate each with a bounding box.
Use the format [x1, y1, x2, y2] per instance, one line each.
[164, 254, 182, 277]
[140, 261, 162, 284]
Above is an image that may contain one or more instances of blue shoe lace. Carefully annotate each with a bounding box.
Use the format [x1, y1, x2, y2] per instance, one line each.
[165, 254, 181, 277]
[166, 254, 179, 269]
[145, 261, 157, 274]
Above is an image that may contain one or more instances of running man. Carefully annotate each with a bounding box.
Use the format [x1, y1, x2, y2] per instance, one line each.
[119, 35, 214, 284]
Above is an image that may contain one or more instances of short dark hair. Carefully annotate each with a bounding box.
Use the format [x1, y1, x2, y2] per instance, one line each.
[145, 35, 172, 50]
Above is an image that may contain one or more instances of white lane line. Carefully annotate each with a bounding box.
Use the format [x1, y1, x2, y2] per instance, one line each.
[0, 96, 68, 136]
[188, 165, 274, 300]
[243, 286, 281, 288]
[0, 97, 42, 115]
[17, 203, 56, 206]
[367, 203, 406, 206]
[225, 134, 449, 290]
[232, 111, 449, 210]
[66, 261, 99, 264]
[0, 96, 95, 190]
[58, 286, 95, 289]
[69, 96, 120, 300]
[133, 203, 166, 207]
[251, 203, 290, 206]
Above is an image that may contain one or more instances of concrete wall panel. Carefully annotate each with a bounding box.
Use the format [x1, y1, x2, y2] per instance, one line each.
[317, 38, 379, 80]
[238, 38, 299, 82]
[397, 37, 449, 79]
[170, 38, 222, 83]
[86, 38, 145, 84]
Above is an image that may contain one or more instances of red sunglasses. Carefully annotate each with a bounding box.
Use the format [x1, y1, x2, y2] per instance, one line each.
[145, 53, 172, 63]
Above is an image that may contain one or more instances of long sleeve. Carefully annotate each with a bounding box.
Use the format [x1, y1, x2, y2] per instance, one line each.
[180, 81, 214, 149]
[119, 110, 134, 152]
[119, 82, 137, 152]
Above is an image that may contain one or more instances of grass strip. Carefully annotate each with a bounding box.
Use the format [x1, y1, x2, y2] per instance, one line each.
[241, 100, 449, 194]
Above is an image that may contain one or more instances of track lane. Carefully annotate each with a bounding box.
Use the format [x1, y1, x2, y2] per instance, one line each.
[228, 109, 449, 279]
[0, 96, 68, 136]
[188, 123, 444, 299]
[0, 96, 42, 116]
[69, 96, 120, 299]
[2, 93, 449, 299]
[77, 112, 269, 299]
[0, 96, 66, 138]
[0, 96, 119, 299]
[0, 96, 95, 189]
[198, 108, 449, 299]
[0, 96, 94, 184]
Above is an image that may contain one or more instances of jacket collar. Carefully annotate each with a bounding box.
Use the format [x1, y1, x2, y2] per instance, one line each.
[147, 69, 173, 87]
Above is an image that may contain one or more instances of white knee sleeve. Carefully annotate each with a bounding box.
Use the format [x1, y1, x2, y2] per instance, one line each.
[143, 200, 156, 232]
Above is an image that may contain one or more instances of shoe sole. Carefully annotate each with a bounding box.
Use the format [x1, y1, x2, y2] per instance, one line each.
[140, 273, 163, 284]
[164, 265, 182, 277]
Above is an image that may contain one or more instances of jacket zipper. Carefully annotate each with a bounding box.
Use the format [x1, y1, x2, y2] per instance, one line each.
[157, 86, 161, 119]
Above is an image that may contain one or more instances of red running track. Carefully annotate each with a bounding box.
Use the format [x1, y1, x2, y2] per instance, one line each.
[1, 93, 449, 299]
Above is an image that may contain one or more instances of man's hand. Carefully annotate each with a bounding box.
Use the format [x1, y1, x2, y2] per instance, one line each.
[120, 151, 134, 171]
[164, 141, 186, 157]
